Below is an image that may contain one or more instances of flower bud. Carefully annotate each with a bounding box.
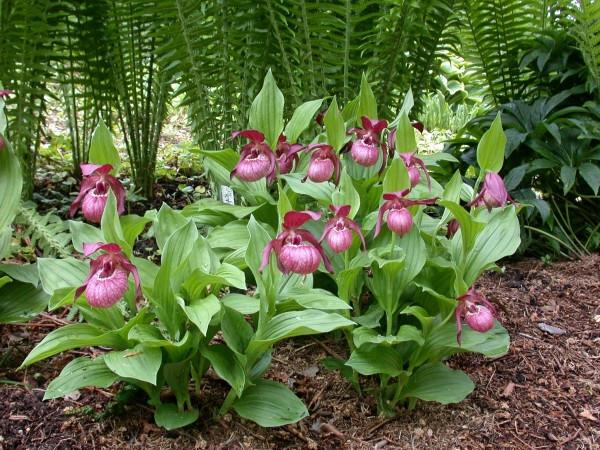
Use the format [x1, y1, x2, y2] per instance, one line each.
[387, 208, 413, 236]
[307, 157, 334, 182]
[446, 219, 459, 238]
[408, 166, 420, 187]
[482, 172, 509, 209]
[351, 139, 379, 167]
[465, 304, 494, 333]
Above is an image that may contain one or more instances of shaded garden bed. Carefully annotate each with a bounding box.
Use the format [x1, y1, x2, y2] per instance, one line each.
[1, 256, 598, 449]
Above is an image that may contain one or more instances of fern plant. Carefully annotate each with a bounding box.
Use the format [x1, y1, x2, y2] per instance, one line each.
[15, 204, 72, 258]
[574, 0, 600, 93]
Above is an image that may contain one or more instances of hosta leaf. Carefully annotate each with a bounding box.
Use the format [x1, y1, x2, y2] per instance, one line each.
[44, 356, 118, 400]
[104, 344, 162, 385]
[400, 363, 474, 404]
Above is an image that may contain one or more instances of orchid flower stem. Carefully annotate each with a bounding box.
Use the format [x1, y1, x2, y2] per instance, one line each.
[390, 232, 397, 259]
[472, 172, 484, 202]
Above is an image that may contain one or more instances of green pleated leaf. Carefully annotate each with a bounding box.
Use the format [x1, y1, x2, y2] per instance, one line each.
[0, 281, 48, 323]
[249, 69, 284, 149]
[346, 345, 403, 376]
[232, 380, 308, 427]
[284, 98, 323, 143]
[154, 403, 199, 430]
[44, 356, 118, 400]
[477, 112, 506, 173]
[37, 258, 89, 295]
[104, 344, 162, 385]
[400, 363, 474, 404]
[357, 73, 377, 121]
[88, 119, 120, 174]
[395, 112, 417, 153]
[323, 96, 346, 152]
[182, 294, 221, 336]
[204, 344, 245, 397]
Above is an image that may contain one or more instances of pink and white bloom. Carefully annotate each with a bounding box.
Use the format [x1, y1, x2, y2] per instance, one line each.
[399, 152, 431, 189]
[469, 172, 510, 211]
[455, 287, 497, 344]
[275, 134, 302, 175]
[303, 144, 340, 184]
[0, 89, 13, 99]
[374, 189, 437, 237]
[348, 116, 388, 167]
[76, 243, 141, 308]
[260, 210, 333, 275]
[69, 163, 125, 223]
[320, 205, 366, 253]
[230, 130, 276, 182]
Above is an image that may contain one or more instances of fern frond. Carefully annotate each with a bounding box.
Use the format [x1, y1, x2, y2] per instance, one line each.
[16, 205, 72, 258]
[574, 0, 600, 91]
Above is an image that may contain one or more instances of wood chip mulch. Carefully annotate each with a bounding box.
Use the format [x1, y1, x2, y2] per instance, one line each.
[1, 255, 598, 449]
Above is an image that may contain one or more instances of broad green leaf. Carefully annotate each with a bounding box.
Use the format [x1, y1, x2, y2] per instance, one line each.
[254, 310, 354, 345]
[182, 199, 259, 226]
[284, 98, 324, 143]
[245, 217, 279, 312]
[69, 220, 103, 253]
[0, 134, 22, 230]
[400, 363, 474, 404]
[44, 356, 117, 400]
[352, 325, 423, 348]
[579, 162, 600, 195]
[0, 281, 48, 323]
[464, 207, 520, 285]
[277, 183, 293, 229]
[438, 171, 463, 226]
[280, 173, 335, 203]
[207, 220, 249, 250]
[279, 287, 351, 311]
[222, 307, 254, 355]
[154, 203, 188, 250]
[182, 294, 221, 336]
[88, 119, 120, 174]
[0, 263, 39, 286]
[104, 344, 162, 385]
[560, 166, 577, 194]
[382, 158, 410, 194]
[249, 69, 284, 149]
[38, 258, 88, 294]
[357, 73, 377, 120]
[438, 200, 485, 260]
[154, 403, 199, 430]
[323, 96, 346, 151]
[332, 169, 360, 219]
[222, 293, 260, 315]
[232, 379, 308, 427]
[204, 344, 245, 397]
[22, 324, 126, 366]
[395, 113, 417, 153]
[101, 191, 128, 252]
[476, 112, 506, 173]
[346, 345, 403, 376]
[120, 215, 152, 247]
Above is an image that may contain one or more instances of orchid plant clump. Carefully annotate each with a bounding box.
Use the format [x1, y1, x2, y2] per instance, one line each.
[22, 72, 520, 430]
[201, 72, 520, 416]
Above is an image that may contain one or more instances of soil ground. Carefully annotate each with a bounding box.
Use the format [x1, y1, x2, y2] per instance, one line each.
[1, 255, 599, 450]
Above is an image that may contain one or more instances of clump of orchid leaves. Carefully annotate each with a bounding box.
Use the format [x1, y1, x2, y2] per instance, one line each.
[22, 71, 519, 430]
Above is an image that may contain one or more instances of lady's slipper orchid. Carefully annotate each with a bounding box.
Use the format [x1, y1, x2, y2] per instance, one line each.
[399, 152, 431, 189]
[275, 134, 302, 174]
[455, 287, 497, 344]
[469, 172, 510, 211]
[230, 129, 276, 182]
[76, 243, 142, 308]
[348, 116, 388, 167]
[304, 144, 340, 184]
[260, 210, 333, 275]
[320, 205, 366, 253]
[69, 163, 125, 223]
[374, 189, 437, 237]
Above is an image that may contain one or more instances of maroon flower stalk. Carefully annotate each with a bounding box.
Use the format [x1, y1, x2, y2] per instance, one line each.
[76, 243, 142, 308]
[275, 134, 302, 175]
[69, 163, 126, 223]
[469, 172, 510, 211]
[303, 144, 341, 184]
[399, 152, 431, 189]
[230, 129, 276, 183]
[455, 287, 496, 344]
[260, 210, 333, 275]
[374, 189, 437, 237]
[320, 205, 366, 253]
[348, 116, 388, 168]
[446, 218, 460, 238]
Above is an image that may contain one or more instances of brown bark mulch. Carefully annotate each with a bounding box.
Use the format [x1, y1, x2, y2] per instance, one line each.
[1, 255, 598, 449]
